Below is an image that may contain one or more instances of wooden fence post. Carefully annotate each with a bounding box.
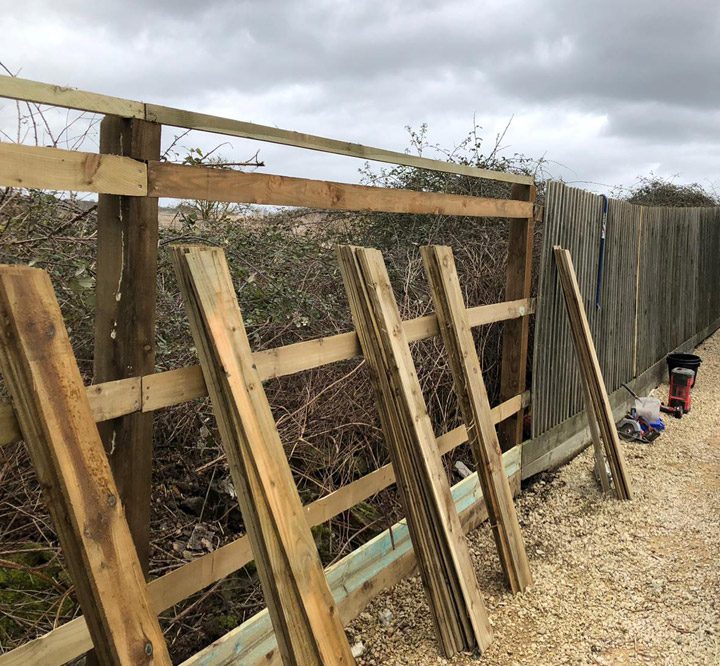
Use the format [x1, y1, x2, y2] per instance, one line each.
[498, 183, 536, 451]
[0, 266, 171, 665]
[421, 244, 532, 593]
[94, 116, 161, 574]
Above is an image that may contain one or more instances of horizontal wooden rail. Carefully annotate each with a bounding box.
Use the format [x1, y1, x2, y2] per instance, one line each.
[0, 75, 533, 185]
[0, 298, 534, 448]
[0, 142, 146, 195]
[147, 162, 534, 218]
[0, 397, 526, 666]
[0, 141, 533, 218]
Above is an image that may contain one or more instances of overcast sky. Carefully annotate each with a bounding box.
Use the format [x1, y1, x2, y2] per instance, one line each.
[2, 0, 719, 195]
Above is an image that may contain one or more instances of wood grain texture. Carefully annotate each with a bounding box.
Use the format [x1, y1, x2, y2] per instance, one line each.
[94, 116, 161, 575]
[337, 244, 492, 657]
[0, 75, 145, 118]
[145, 104, 534, 184]
[527, 183, 720, 439]
[0, 266, 170, 666]
[148, 162, 534, 219]
[0, 142, 146, 195]
[182, 455, 521, 666]
[0, 75, 532, 183]
[421, 244, 532, 593]
[172, 245, 354, 665]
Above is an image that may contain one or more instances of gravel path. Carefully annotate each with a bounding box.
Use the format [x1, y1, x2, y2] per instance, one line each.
[348, 332, 720, 665]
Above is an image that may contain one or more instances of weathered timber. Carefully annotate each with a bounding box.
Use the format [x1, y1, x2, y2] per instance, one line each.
[0, 74, 533, 184]
[498, 183, 536, 450]
[421, 244, 532, 593]
[172, 245, 354, 665]
[553, 247, 632, 500]
[0, 400, 525, 666]
[0, 299, 534, 448]
[94, 116, 161, 574]
[181, 451, 522, 666]
[0, 141, 146, 194]
[0, 266, 170, 666]
[147, 162, 533, 218]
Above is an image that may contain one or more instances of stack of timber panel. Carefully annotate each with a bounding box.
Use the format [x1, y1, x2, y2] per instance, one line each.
[420, 244, 532, 593]
[171, 245, 354, 665]
[337, 245, 493, 657]
[553, 247, 632, 500]
[0, 266, 171, 665]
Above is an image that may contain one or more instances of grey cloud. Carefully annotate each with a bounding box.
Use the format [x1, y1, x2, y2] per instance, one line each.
[2, 0, 719, 191]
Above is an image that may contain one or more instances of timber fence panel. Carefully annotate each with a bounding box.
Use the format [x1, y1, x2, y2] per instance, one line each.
[531, 182, 720, 445]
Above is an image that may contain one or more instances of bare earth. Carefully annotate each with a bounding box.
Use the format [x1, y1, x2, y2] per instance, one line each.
[349, 332, 720, 665]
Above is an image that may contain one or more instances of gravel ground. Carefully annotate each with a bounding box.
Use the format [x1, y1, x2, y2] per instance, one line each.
[348, 332, 720, 665]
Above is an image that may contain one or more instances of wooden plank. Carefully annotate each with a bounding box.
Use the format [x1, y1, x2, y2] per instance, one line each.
[148, 162, 534, 219]
[337, 245, 492, 657]
[553, 247, 632, 500]
[0, 298, 534, 448]
[524, 312, 720, 476]
[94, 116, 161, 575]
[171, 245, 354, 665]
[0, 398, 526, 666]
[0, 75, 145, 118]
[0, 142, 146, 195]
[85, 377, 142, 421]
[421, 244, 532, 593]
[498, 183, 536, 449]
[0, 74, 531, 184]
[0, 265, 170, 666]
[146, 104, 534, 184]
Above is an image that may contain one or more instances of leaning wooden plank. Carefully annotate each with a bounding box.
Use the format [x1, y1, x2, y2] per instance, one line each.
[579, 364, 611, 493]
[182, 450, 522, 666]
[0, 266, 170, 666]
[0, 397, 526, 666]
[0, 142, 147, 195]
[148, 163, 534, 219]
[0, 298, 534, 447]
[421, 244, 532, 593]
[171, 245, 354, 665]
[553, 247, 632, 500]
[555, 247, 629, 498]
[337, 245, 492, 657]
[0, 74, 532, 184]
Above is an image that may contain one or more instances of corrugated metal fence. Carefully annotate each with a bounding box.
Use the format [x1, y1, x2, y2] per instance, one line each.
[532, 181, 720, 438]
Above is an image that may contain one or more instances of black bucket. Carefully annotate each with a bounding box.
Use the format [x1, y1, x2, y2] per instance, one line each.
[666, 352, 702, 384]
